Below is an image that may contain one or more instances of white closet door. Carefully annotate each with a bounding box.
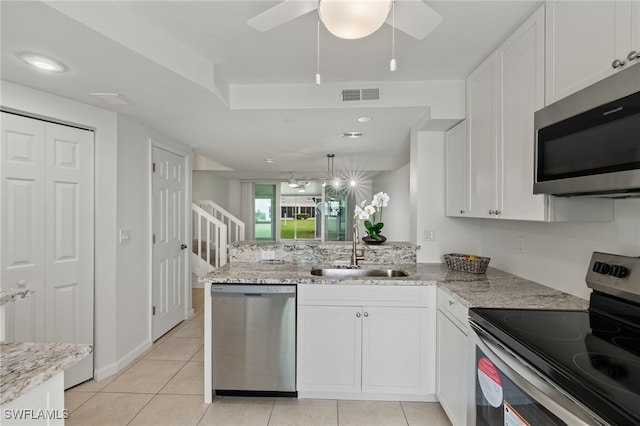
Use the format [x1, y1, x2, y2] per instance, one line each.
[44, 122, 94, 388]
[1, 113, 46, 343]
[1, 112, 94, 388]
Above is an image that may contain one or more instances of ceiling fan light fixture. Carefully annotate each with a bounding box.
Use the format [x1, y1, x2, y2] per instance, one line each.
[318, 0, 392, 40]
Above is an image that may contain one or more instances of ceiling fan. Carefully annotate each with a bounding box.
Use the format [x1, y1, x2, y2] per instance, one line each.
[247, 0, 442, 41]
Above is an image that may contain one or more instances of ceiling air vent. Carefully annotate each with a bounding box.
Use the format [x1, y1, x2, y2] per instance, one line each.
[341, 88, 381, 102]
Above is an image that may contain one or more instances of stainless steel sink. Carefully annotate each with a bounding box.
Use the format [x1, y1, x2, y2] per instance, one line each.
[310, 267, 409, 278]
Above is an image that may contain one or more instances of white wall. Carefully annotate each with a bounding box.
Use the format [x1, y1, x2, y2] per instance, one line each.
[1, 81, 119, 380]
[372, 164, 411, 242]
[410, 131, 482, 262]
[114, 116, 192, 367]
[480, 199, 640, 299]
[192, 171, 242, 218]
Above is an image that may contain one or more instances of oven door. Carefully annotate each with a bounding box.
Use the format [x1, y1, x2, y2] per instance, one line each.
[469, 322, 603, 426]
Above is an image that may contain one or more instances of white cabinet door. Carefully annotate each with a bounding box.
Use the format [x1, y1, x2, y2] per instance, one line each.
[466, 54, 498, 219]
[361, 307, 429, 395]
[297, 305, 362, 393]
[445, 121, 468, 217]
[498, 6, 546, 221]
[436, 309, 468, 426]
[545, 0, 635, 105]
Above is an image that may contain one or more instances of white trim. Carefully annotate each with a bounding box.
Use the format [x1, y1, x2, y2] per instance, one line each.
[296, 391, 438, 402]
[116, 339, 153, 372]
[149, 138, 192, 342]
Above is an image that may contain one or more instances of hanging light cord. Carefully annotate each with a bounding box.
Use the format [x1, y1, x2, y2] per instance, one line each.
[316, 18, 321, 85]
[390, 0, 397, 72]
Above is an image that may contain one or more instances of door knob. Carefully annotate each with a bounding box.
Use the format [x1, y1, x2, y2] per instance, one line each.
[180, 244, 188, 250]
[628, 51, 639, 61]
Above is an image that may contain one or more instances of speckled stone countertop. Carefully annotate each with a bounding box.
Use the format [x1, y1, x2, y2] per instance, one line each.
[0, 288, 31, 306]
[0, 342, 92, 405]
[229, 241, 417, 264]
[202, 262, 589, 310]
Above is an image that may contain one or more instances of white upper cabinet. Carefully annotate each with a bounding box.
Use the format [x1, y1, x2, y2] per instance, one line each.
[545, 0, 640, 105]
[465, 6, 545, 220]
[498, 5, 547, 220]
[445, 121, 468, 217]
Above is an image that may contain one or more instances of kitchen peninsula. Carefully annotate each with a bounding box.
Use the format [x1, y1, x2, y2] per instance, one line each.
[202, 240, 588, 412]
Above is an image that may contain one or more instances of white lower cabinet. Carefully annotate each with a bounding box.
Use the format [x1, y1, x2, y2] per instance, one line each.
[436, 289, 469, 426]
[297, 285, 435, 401]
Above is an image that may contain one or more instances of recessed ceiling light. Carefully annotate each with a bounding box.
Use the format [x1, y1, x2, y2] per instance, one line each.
[342, 131, 364, 138]
[357, 116, 372, 123]
[19, 53, 67, 72]
[264, 158, 274, 164]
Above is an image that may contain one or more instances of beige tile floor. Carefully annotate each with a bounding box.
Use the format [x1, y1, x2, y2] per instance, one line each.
[65, 288, 451, 426]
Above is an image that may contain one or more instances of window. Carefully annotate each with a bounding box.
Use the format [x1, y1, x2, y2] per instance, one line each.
[254, 184, 276, 240]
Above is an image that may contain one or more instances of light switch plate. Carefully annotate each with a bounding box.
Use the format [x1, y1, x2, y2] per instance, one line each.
[119, 229, 131, 243]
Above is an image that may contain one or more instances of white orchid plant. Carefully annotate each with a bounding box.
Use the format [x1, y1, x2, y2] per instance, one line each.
[353, 192, 390, 241]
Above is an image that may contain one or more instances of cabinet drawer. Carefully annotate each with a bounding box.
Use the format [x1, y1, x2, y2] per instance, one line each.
[298, 284, 434, 307]
[437, 288, 469, 332]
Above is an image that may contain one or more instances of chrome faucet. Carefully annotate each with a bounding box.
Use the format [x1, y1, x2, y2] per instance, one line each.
[351, 224, 365, 266]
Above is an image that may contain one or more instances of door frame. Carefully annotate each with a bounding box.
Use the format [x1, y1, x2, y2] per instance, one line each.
[148, 138, 192, 341]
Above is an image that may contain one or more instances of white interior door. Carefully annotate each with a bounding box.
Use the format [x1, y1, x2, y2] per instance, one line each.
[44, 121, 94, 388]
[1, 113, 46, 343]
[1, 112, 94, 388]
[152, 145, 187, 341]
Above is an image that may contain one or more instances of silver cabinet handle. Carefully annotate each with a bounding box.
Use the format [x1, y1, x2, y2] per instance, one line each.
[17, 280, 27, 288]
[628, 51, 639, 61]
[495, 210, 501, 215]
[356, 312, 361, 318]
[448, 300, 455, 306]
[364, 312, 369, 318]
[460, 210, 465, 214]
[612, 58, 626, 69]
[488, 210, 494, 215]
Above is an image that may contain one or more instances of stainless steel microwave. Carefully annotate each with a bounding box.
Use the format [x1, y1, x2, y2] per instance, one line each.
[534, 64, 640, 198]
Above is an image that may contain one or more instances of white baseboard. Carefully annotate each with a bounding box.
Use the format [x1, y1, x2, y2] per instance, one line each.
[94, 339, 152, 381]
[117, 339, 153, 372]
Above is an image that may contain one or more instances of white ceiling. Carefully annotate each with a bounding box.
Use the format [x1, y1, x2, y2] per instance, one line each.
[1, 0, 541, 180]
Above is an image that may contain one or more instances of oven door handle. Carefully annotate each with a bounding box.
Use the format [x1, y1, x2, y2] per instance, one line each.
[469, 320, 605, 426]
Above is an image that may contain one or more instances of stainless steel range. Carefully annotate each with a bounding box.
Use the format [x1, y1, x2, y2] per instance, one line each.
[469, 251, 640, 425]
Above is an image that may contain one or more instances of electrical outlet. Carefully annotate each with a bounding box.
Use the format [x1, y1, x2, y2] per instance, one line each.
[423, 229, 436, 241]
[516, 236, 526, 253]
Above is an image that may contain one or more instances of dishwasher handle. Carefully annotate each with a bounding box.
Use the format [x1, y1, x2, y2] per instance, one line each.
[211, 284, 296, 297]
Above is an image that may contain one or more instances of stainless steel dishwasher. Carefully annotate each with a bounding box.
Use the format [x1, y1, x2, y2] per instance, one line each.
[211, 284, 296, 397]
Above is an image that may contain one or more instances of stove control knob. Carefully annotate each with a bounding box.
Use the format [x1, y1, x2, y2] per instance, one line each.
[609, 265, 629, 279]
[593, 262, 611, 274]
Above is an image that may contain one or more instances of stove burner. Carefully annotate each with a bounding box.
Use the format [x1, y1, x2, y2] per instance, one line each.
[573, 353, 640, 396]
[612, 337, 640, 357]
[504, 312, 583, 341]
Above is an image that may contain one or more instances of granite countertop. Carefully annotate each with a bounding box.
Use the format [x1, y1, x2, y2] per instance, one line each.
[202, 262, 589, 310]
[0, 342, 92, 405]
[0, 288, 31, 306]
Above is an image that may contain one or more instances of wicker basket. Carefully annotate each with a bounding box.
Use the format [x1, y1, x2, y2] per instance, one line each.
[444, 253, 490, 274]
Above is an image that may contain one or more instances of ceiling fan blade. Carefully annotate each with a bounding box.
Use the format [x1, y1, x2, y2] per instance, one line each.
[247, 0, 318, 32]
[388, 0, 442, 40]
